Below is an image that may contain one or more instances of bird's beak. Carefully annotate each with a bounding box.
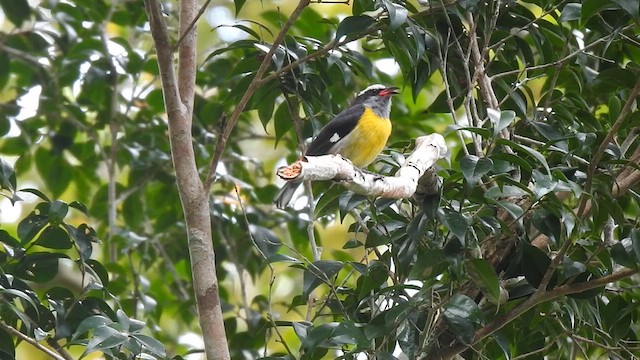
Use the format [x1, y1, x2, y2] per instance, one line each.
[381, 87, 400, 96]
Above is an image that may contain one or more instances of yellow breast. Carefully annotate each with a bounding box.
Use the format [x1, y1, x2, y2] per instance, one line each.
[339, 107, 392, 167]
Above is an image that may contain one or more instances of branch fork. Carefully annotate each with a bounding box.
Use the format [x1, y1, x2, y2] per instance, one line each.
[276, 134, 447, 198]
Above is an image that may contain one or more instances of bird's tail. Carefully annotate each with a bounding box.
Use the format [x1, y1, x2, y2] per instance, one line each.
[274, 181, 302, 209]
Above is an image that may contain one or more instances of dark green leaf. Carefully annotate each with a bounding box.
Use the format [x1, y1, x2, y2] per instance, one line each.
[485, 185, 529, 199]
[531, 208, 561, 245]
[443, 295, 483, 344]
[521, 241, 554, 288]
[496, 138, 551, 175]
[611, 240, 637, 269]
[15, 253, 65, 283]
[34, 226, 72, 250]
[559, 3, 581, 21]
[83, 324, 128, 356]
[249, 224, 281, 257]
[273, 101, 293, 145]
[35, 149, 72, 198]
[438, 209, 471, 242]
[335, 15, 374, 41]
[464, 259, 501, 304]
[0, 157, 16, 193]
[460, 155, 493, 184]
[0, 229, 20, 248]
[19, 188, 51, 203]
[48, 200, 69, 225]
[613, 0, 639, 18]
[131, 334, 166, 357]
[72, 315, 113, 340]
[488, 109, 516, 136]
[580, 0, 617, 26]
[342, 239, 363, 249]
[17, 211, 49, 245]
[0, 328, 15, 360]
[0, 0, 31, 27]
[631, 229, 640, 264]
[64, 223, 96, 260]
[382, 0, 408, 30]
[233, 0, 246, 15]
[567, 270, 604, 299]
[302, 260, 343, 301]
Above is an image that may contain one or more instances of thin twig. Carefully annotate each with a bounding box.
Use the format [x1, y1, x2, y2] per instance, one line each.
[578, 79, 640, 217]
[100, 7, 121, 262]
[436, 267, 638, 360]
[204, 0, 312, 191]
[171, 0, 213, 53]
[234, 186, 295, 357]
[0, 322, 66, 360]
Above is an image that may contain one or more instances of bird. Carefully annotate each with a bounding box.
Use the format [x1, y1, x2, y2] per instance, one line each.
[274, 84, 399, 209]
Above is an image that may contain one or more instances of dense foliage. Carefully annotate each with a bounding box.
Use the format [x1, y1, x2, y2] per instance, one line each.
[1, 0, 640, 359]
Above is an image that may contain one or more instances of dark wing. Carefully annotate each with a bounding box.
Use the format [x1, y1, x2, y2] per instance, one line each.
[305, 104, 365, 156]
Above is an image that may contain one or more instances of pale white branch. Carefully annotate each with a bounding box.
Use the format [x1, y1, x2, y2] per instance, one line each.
[277, 134, 447, 199]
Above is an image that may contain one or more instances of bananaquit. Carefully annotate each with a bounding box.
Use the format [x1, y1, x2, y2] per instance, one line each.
[275, 84, 399, 209]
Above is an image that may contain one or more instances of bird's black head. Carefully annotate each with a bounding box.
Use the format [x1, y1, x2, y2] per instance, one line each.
[352, 84, 399, 118]
[356, 84, 400, 100]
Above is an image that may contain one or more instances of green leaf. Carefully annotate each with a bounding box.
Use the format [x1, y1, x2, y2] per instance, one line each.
[438, 209, 471, 242]
[484, 185, 529, 199]
[131, 334, 166, 357]
[443, 295, 483, 344]
[382, 0, 408, 30]
[580, 0, 617, 26]
[631, 229, 640, 264]
[531, 169, 558, 199]
[567, 270, 604, 299]
[273, 101, 293, 145]
[409, 248, 447, 280]
[335, 15, 374, 41]
[249, 224, 281, 258]
[83, 324, 128, 356]
[447, 125, 492, 139]
[302, 260, 343, 301]
[0, 328, 15, 360]
[64, 223, 96, 260]
[609, 95, 622, 123]
[34, 225, 72, 249]
[35, 149, 73, 198]
[520, 241, 554, 288]
[531, 208, 561, 245]
[460, 155, 493, 184]
[72, 315, 113, 340]
[488, 109, 516, 137]
[15, 253, 65, 283]
[602, 296, 637, 342]
[611, 240, 637, 269]
[342, 239, 363, 249]
[612, 0, 639, 19]
[19, 188, 51, 202]
[464, 259, 501, 304]
[0, 0, 31, 27]
[0, 157, 17, 194]
[233, 0, 246, 15]
[0, 229, 20, 248]
[48, 200, 69, 225]
[69, 201, 89, 215]
[17, 211, 49, 245]
[357, 261, 389, 298]
[496, 138, 551, 175]
[559, 2, 581, 21]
